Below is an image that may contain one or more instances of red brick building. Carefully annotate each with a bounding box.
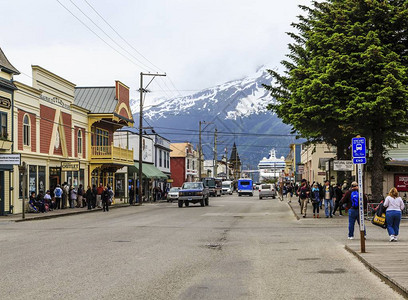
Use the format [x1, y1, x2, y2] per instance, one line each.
[170, 143, 199, 187]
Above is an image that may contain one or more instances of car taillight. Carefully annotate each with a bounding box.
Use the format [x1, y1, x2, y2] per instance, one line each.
[259, 189, 261, 192]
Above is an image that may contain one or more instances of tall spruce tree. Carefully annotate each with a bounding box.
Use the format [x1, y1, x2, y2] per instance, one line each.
[265, 0, 408, 201]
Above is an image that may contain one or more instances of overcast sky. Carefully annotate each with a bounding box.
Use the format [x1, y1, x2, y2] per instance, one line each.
[1, 0, 311, 107]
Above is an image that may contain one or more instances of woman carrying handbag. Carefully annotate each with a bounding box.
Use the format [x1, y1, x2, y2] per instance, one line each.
[384, 187, 405, 242]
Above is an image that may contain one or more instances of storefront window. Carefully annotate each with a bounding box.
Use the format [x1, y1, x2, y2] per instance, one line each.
[115, 173, 125, 197]
[91, 169, 98, 187]
[19, 169, 24, 198]
[67, 171, 72, 186]
[0, 112, 7, 139]
[38, 166, 45, 192]
[78, 130, 82, 154]
[23, 115, 30, 146]
[80, 169, 84, 187]
[159, 150, 162, 167]
[29, 165, 37, 194]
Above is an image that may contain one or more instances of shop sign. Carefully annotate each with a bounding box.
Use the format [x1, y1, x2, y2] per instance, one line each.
[333, 160, 354, 171]
[167, 179, 174, 183]
[40, 95, 70, 110]
[61, 161, 80, 171]
[395, 174, 408, 192]
[0, 154, 20, 165]
[0, 96, 11, 109]
[297, 165, 304, 174]
[317, 171, 326, 176]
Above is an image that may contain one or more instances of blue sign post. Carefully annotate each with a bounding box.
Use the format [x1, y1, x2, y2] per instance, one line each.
[352, 137, 366, 253]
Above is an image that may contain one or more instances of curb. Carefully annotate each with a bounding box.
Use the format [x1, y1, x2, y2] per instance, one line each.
[14, 203, 131, 223]
[287, 202, 300, 220]
[345, 245, 408, 299]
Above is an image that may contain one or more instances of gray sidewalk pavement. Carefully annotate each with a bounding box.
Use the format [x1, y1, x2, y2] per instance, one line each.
[0, 202, 133, 222]
[285, 195, 408, 298]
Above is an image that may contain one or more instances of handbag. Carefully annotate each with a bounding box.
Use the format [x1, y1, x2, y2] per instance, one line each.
[371, 213, 387, 229]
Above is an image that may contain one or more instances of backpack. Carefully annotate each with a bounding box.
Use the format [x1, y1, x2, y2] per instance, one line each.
[300, 188, 307, 199]
[54, 187, 62, 198]
[351, 191, 359, 208]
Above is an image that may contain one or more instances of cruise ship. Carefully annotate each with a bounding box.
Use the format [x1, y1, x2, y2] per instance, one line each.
[258, 149, 286, 182]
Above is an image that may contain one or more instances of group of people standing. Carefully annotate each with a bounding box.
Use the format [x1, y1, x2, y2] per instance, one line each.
[295, 179, 405, 241]
[297, 179, 345, 219]
[28, 183, 114, 213]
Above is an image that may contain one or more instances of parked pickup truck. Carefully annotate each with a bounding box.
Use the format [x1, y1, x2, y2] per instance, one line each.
[178, 182, 209, 207]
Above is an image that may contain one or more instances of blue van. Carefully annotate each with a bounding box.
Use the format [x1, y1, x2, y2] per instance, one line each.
[237, 178, 253, 197]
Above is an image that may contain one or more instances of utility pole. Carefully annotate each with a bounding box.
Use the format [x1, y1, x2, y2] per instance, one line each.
[213, 128, 217, 178]
[138, 72, 166, 206]
[198, 121, 202, 181]
[225, 147, 228, 179]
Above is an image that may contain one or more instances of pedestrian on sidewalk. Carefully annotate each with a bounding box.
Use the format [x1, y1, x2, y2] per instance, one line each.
[69, 186, 77, 209]
[323, 180, 334, 218]
[92, 184, 97, 208]
[297, 179, 310, 218]
[77, 184, 84, 208]
[102, 186, 110, 212]
[311, 183, 320, 218]
[332, 183, 344, 216]
[341, 181, 366, 240]
[85, 186, 93, 210]
[54, 184, 62, 209]
[129, 185, 135, 205]
[384, 187, 405, 242]
[96, 183, 104, 208]
[62, 183, 69, 209]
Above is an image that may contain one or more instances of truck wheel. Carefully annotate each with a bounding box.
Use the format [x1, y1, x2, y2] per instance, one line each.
[259, 197, 262, 200]
[200, 198, 205, 207]
[178, 200, 183, 208]
[205, 197, 209, 206]
[184, 201, 189, 207]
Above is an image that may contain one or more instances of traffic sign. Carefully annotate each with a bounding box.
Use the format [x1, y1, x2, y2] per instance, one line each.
[353, 157, 366, 164]
[352, 137, 366, 158]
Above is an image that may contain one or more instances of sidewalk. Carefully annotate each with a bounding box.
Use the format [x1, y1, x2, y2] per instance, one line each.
[0, 203, 132, 222]
[285, 196, 408, 298]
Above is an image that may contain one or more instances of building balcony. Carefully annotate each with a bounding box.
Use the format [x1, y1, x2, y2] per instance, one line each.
[91, 144, 134, 165]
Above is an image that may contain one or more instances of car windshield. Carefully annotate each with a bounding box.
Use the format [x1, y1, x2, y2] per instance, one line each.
[182, 183, 202, 189]
[261, 185, 271, 189]
[169, 187, 180, 192]
[240, 181, 251, 186]
[222, 183, 231, 187]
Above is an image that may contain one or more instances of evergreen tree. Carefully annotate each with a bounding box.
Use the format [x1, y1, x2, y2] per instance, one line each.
[265, 0, 408, 201]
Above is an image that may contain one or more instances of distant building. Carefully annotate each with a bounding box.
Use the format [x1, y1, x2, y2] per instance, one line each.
[229, 143, 241, 179]
[170, 143, 198, 187]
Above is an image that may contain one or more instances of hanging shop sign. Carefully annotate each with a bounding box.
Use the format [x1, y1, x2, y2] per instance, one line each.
[333, 160, 354, 171]
[61, 161, 80, 172]
[0, 96, 11, 109]
[0, 154, 21, 165]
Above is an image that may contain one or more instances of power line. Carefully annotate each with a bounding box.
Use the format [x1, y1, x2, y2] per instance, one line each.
[55, 0, 146, 72]
[67, 0, 154, 73]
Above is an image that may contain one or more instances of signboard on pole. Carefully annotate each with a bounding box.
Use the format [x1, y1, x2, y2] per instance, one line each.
[333, 160, 353, 171]
[352, 137, 366, 253]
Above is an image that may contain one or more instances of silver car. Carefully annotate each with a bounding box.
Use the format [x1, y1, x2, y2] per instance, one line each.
[167, 187, 180, 202]
[259, 184, 276, 199]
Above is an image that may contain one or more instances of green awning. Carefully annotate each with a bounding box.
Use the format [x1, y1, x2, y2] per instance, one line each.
[130, 163, 168, 179]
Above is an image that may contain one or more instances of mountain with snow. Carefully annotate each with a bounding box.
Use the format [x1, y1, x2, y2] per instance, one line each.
[131, 66, 298, 173]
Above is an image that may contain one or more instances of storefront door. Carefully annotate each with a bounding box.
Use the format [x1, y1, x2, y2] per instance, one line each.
[49, 167, 61, 193]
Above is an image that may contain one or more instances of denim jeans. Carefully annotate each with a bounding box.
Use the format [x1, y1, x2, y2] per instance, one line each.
[348, 208, 366, 237]
[385, 210, 401, 236]
[325, 199, 334, 217]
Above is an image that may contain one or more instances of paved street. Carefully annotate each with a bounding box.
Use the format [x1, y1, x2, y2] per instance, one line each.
[0, 193, 403, 300]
